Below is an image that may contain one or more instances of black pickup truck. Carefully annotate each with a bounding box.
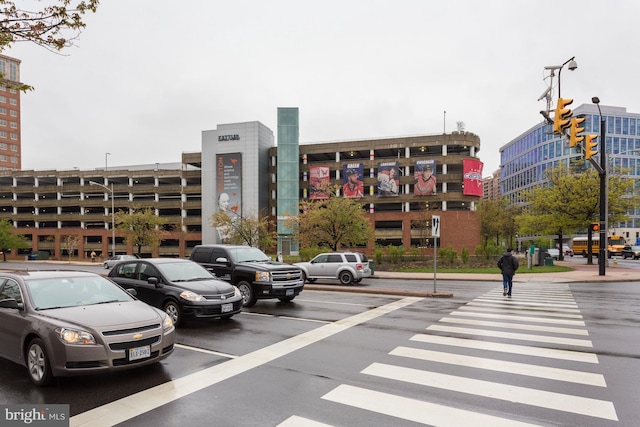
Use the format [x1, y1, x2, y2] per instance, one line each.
[189, 244, 304, 307]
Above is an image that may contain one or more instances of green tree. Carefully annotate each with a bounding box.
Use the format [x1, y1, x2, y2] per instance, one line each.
[209, 210, 275, 250]
[479, 197, 519, 247]
[516, 164, 635, 261]
[0, 0, 99, 90]
[288, 188, 373, 251]
[0, 219, 29, 261]
[115, 208, 166, 256]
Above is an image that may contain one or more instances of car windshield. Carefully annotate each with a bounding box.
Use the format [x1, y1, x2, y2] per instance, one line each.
[228, 247, 271, 263]
[157, 262, 215, 282]
[27, 275, 134, 310]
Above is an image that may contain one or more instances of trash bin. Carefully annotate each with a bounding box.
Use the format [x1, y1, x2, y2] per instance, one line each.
[28, 254, 37, 260]
[369, 260, 375, 275]
[544, 257, 554, 266]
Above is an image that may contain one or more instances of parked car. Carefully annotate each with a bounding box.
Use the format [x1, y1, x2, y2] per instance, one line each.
[0, 270, 175, 386]
[545, 248, 563, 260]
[189, 245, 304, 307]
[562, 245, 574, 257]
[621, 245, 640, 259]
[294, 252, 372, 285]
[104, 254, 139, 269]
[107, 258, 243, 326]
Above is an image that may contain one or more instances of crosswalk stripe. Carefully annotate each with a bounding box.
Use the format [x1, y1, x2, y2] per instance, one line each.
[362, 363, 618, 421]
[410, 334, 599, 363]
[389, 346, 606, 386]
[322, 384, 544, 427]
[468, 301, 581, 313]
[475, 298, 578, 308]
[438, 316, 589, 336]
[450, 310, 586, 326]
[278, 416, 333, 427]
[427, 324, 593, 347]
[459, 305, 583, 319]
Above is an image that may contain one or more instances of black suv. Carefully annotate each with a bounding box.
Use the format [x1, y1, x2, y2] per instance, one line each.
[189, 244, 304, 307]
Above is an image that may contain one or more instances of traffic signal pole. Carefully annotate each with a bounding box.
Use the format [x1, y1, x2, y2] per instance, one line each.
[598, 115, 607, 276]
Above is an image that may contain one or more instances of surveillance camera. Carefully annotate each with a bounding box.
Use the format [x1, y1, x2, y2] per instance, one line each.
[537, 86, 551, 101]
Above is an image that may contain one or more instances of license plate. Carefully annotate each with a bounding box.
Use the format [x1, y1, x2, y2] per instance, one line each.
[286, 289, 294, 296]
[129, 345, 151, 361]
[221, 303, 233, 313]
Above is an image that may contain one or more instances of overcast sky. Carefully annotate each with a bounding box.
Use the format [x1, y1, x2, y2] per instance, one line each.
[8, 0, 640, 176]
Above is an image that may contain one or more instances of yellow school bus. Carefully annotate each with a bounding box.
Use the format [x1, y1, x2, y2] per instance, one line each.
[572, 235, 626, 258]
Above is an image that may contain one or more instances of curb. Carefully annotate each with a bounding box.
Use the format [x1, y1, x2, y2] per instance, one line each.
[304, 284, 453, 298]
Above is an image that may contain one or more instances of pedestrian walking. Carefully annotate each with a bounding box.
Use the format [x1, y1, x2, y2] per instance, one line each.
[276, 252, 283, 263]
[497, 247, 519, 297]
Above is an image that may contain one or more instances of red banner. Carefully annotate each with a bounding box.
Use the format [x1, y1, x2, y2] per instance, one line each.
[463, 159, 484, 196]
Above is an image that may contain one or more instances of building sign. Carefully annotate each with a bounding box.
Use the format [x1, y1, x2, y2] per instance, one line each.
[377, 161, 399, 197]
[342, 163, 364, 198]
[309, 165, 330, 199]
[218, 134, 240, 141]
[414, 159, 437, 195]
[463, 158, 484, 196]
[216, 153, 242, 216]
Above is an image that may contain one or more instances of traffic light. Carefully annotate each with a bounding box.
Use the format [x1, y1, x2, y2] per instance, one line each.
[584, 134, 598, 160]
[553, 97, 573, 134]
[569, 116, 585, 148]
[590, 222, 600, 232]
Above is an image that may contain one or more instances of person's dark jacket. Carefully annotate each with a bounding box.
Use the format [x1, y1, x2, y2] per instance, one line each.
[497, 252, 519, 276]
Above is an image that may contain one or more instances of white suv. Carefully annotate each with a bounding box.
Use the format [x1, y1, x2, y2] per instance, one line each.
[294, 252, 372, 285]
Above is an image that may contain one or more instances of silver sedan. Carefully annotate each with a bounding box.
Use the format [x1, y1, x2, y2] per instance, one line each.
[0, 270, 175, 386]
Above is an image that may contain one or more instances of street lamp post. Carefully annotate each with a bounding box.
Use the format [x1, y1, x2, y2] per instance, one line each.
[592, 97, 607, 276]
[90, 180, 115, 259]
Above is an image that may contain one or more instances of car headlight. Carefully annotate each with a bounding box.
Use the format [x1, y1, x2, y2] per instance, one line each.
[55, 328, 96, 345]
[179, 290, 205, 302]
[255, 271, 271, 282]
[234, 287, 242, 298]
[162, 315, 174, 330]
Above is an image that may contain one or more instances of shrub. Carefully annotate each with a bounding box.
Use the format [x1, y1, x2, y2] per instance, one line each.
[387, 245, 405, 264]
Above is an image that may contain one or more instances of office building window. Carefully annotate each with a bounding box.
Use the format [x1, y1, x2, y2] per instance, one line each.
[10, 133, 17, 140]
[9, 99, 16, 105]
[0, 155, 6, 162]
[0, 131, 6, 138]
[0, 120, 6, 127]
[10, 122, 16, 129]
[9, 110, 16, 117]
[0, 143, 6, 150]
[10, 156, 17, 164]
[10, 144, 17, 151]
[0, 96, 5, 103]
[9, 63, 17, 81]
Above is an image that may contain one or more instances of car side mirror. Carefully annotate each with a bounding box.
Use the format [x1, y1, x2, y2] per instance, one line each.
[126, 288, 137, 296]
[215, 257, 230, 265]
[148, 277, 163, 288]
[0, 298, 20, 309]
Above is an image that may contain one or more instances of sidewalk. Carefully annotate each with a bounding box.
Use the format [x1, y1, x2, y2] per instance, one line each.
[370, 260, 638, 284]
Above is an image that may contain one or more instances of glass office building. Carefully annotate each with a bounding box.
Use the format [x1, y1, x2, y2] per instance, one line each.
[500, 103, 640, 243]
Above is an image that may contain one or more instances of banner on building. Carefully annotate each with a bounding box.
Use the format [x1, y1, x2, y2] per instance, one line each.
[342, 163, 364, 198]
[216, 153, 242, 216]
[463, 158, 484, 196]
[377, 161, 399, 197]
[309, 165, 330, 199]
[414, 159, 437, 195]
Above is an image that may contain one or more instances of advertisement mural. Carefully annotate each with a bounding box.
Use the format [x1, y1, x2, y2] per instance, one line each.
[463, 158, 484, 196]
[377, 161, 399, 196]
[414, 159, 437, 195]
[309, 165, 330, 199]
[342, 163, 364, 198]
[216, 153, 242, 216]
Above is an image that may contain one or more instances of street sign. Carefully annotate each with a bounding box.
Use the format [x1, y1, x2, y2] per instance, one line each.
[432, 215, 440, 238]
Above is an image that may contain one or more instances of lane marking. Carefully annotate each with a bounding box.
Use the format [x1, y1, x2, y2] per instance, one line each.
[322, 384, 543, 427]
[427, 324, 593, 347]
[174, 344, 238, 359]
[362, 363, 618, 421]
[438, 316, 589, 336]
[467, 302, 581, 314]
[390, 346, 606, 386]
[475, 298, 578, 308]
[70, 297, 422, 427]
[278, 416, 333, 427]
[410, 334, 599, 363]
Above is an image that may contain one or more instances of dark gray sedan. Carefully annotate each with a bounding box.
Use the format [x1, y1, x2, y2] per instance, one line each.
[621, 245, 640, 259]
[0, 270, 175, 386]
[108, 258, 243, 326]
